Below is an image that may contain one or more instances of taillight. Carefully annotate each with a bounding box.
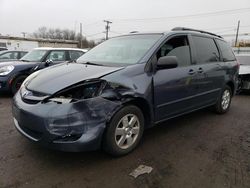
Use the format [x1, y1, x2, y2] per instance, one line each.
[236, 60, 240, 69]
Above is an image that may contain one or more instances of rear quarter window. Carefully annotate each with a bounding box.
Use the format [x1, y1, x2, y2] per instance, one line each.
[216, 39, 236, 62]
[192, 36, 220, 64]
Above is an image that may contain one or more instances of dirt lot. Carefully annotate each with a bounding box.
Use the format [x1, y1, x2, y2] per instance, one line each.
[0, 94, 250, 188]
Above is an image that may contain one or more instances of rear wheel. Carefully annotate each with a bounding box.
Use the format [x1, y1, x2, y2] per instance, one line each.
[11, 75, 27, 95]
[103, 105, 144, 156]
[213, 85, 232, 114]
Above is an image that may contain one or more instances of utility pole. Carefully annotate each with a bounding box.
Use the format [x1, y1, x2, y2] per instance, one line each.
[21, 32, 27, 38]
[104, 20, 112, 40]
[80, 23, 83, 48]
[235, 20, 240, 47]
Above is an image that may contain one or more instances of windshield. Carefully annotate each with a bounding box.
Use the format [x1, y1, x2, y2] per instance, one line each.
[77, 34, 162, 66]
[236, 55, 250, 65]
[21, 50, 48, 62]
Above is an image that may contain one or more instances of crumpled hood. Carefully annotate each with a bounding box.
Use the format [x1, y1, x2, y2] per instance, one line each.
[239, 65, 250, 75]
[26, 63, 123, 94]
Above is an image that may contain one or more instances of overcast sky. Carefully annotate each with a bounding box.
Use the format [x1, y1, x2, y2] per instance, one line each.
[0, 0, 250, 41]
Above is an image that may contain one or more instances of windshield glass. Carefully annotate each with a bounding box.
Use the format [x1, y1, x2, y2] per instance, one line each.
[236, 55, 250, 65]
[77, 34, 162, 66]
[21, 50, 47, 62]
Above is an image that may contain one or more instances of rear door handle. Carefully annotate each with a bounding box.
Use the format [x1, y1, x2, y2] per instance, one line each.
[188, 69, 195, 75]
[198, 67, 204, 73]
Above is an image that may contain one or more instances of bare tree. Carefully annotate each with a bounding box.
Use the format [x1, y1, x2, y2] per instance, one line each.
[32, 26, 96, 48]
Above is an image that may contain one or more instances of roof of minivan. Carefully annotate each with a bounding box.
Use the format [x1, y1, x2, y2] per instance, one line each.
[34, 47, 88, 52]
[119, 28, 223, 40]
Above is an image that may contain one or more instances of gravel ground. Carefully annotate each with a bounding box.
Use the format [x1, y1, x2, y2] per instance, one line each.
[0, 94, 249, 188]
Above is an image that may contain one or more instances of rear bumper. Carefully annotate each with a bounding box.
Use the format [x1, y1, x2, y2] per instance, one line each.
[12, 91, 121, 152]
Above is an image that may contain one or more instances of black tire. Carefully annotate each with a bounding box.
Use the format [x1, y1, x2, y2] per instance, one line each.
[11, 75, 27, 95]
[103, 105, 144, 156]
[213, 85, 232, 114]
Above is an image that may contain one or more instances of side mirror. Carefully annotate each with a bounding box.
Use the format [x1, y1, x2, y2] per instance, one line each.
[45, 59, 53, 66]
[157, 56, 178, 69]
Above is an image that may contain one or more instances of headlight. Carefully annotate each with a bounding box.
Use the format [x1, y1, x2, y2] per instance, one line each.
[0, 65, 14, 76]
[20, 70, 40, 88]
[46, 80, 106, 104]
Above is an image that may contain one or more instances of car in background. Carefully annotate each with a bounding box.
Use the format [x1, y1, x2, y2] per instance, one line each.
[0, 47, 8, 51]
[0, 47, 87, 94]
[236, 54, 250, 92]
[0, 50, 28, 62]
[12, 28, 238, 156]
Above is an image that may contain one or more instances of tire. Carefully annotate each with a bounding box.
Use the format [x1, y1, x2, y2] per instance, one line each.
[11, 75, 27, 95]
[103, 105, 144, 156]
[213, 85, 232, 114]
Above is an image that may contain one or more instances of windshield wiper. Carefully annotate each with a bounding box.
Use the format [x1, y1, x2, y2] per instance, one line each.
[20, 59, 30, 62]
[84, 62, 103, 66]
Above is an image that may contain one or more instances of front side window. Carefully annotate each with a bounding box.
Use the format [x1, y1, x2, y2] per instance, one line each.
[20, 52, 28, 58]
[192, 36, 220, 63]
[216, 39, 236, 62]
[0, 52, 18, 59]
[46, 51, 66, 61]
[77, 34, 162, 66]
[156, 35, 191, 67]
[69, 51, 84, 60]
[21, 50, 48, 62]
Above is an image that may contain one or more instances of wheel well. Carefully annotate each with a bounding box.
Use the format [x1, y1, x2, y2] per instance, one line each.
[226, 81, 235, 94]
[125, 98, 152, 128]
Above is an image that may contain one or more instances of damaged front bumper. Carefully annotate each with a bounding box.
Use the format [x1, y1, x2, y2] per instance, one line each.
[12, 91, 121, 152]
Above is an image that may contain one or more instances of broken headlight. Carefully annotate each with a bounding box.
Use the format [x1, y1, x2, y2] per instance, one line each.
[47, 80, 107, 104]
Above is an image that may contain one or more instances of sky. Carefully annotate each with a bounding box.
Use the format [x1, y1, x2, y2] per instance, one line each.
[0, 0, 250, 41]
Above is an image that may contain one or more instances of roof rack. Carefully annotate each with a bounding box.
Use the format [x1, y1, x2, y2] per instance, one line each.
[171, 27, 222, 38]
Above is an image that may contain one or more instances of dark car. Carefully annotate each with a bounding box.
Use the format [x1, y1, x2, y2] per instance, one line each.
[0, 47, 87, 94]
[0, 47, 8, 51]
[0, 50, 28, 62]
[235, 54, 250, 92]
[13, 28, 238, 156]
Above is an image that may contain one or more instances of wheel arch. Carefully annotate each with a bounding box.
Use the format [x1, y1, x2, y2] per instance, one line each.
[226, 80, 235, 95]
[122, 97, 153, 129]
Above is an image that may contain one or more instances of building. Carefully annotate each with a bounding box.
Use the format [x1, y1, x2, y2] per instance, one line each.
[0, 35, 79, 51]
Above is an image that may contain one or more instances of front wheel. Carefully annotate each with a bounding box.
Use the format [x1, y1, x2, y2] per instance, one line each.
[213, 85, 232, 114]
[11, 75, 27, 95]
[103, 105, 144, 156]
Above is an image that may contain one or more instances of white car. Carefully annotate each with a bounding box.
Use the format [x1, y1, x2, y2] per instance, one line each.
[236, 54, 250, 91]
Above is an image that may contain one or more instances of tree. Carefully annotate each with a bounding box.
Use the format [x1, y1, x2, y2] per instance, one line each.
[32, 26, 96, 48]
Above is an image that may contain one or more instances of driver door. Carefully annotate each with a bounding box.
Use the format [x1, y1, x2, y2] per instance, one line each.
[153, 35, 198, 122]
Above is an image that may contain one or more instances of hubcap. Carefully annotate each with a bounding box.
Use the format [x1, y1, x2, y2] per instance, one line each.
[115, 114, 140, 149]
[221, 89, 231, 110]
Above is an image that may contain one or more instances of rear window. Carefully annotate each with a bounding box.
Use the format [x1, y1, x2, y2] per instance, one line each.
[216, 39, 236, 62]
[192, 36, 220, 64]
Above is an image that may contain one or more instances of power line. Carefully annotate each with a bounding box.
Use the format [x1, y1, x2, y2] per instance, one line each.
[110, 7, 250, 23]
[86, 32, 104, 37]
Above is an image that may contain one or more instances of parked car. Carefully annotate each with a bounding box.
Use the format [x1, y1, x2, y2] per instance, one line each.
[235, 54, 250, 92]
[13, 28, 238, 156]
[0, 50, 28, 62]
[0, 47, 87, 94]
[0, 47, 8, 51]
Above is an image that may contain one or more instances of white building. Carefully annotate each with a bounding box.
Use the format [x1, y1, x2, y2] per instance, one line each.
[0, 36, 79, 51]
